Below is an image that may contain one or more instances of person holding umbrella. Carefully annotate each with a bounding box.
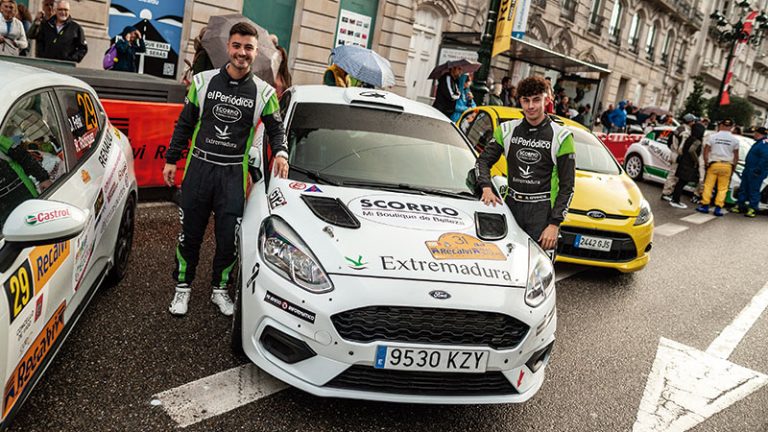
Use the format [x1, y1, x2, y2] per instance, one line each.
[163, 22, 289, 316]
[432, 66, 462, 118]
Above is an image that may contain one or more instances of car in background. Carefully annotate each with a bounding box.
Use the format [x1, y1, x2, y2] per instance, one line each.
[0, 61, 137, 429]
[233, 86, 557, 404]
[623, 127, 765, 207]
[459, 106, 653, 273]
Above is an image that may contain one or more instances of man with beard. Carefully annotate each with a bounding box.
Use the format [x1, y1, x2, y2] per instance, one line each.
[163, 22, 289, 316]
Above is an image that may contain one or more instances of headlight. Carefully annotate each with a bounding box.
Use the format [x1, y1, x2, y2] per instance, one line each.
[525, 239, 555, 308]
[634, 199, 652, 226]
[259, 216, 333, 293]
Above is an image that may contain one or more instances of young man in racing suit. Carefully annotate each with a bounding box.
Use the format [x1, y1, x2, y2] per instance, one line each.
[476, 76, 575, 254]
[163, 22, 289, 316]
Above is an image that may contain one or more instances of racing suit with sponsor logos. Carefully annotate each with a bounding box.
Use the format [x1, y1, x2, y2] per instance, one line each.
[166, 66, 288, 288]
[476, 117, 576, 243]
[0, 135, 50, 230]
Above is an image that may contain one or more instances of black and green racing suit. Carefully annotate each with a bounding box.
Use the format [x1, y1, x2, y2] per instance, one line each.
[476, 116, 576, 244]
[0, 135, 50, 231]
[166, 65, 288, 289]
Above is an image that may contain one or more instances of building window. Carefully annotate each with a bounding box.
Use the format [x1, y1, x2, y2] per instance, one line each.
[660, 32, 673, 66]
[588, 0, 604, 34]
[608, 1, 623, 45]
[627, 13, 640, 53]
[645, 22, 656, 61]
[561, 0, 577, 21]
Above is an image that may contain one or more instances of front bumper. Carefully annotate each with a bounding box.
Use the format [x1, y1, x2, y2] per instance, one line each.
[239, 260, 557, 404]
[555, 213, 654, 273]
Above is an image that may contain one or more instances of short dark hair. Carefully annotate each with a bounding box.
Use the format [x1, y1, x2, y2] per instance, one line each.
[501, 76, 511, 85]
[516, 76, 548, 98]
[230, 22, 258, 39]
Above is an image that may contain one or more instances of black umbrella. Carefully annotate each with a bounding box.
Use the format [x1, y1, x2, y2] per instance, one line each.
[428, 59, 481, 80]
[201, 14, 276, 85]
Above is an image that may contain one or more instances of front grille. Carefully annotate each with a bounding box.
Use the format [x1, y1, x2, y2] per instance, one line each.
[557, 226, 638, 262]
[325, 365, 517, 396]
[331, 306, 529, 350]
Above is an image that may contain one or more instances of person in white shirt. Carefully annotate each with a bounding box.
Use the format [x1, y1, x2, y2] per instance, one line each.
[695, 118, 740, 216]
[0, 0, 28, 56]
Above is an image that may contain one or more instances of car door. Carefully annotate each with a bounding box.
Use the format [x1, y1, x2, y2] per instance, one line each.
[646, 127, 674, 175]
[0, 89, 75, 421]
[53, 87, 113, 306]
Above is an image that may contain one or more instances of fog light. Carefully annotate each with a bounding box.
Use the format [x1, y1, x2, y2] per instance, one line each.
[260, 326, 316, 364]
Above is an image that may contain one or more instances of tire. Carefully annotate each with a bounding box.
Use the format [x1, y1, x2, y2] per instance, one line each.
[106, 194, 136, 286]
[624, 154, 644, 181]
[231, 263, 244, 357]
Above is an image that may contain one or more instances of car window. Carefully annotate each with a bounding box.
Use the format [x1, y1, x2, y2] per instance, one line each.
[465, 112, 494, 154]
[0, 90, 67, 234]
[57, 89, 103, 162]
[650, 128, 672, 146]
[570, 128, 622, 175]
[287, 103, 477, 193]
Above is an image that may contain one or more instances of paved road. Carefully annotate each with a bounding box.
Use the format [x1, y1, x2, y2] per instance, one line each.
[9, 182, 768, 432]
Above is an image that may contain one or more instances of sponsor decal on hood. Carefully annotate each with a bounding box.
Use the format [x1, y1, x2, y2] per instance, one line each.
[347, 195, 473, 231]
[264, 291, 316, 323]
[380, 256, 512, 282]
[345, 255, 368, 270]
[25, 208, 71, 225]
[425, 233, 506, 261]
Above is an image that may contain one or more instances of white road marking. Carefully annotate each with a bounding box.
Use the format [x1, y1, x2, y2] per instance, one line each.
[138, 201, 176, 209]
[706, 281, 768, 359]
[153, 364, 288, 428]
[653, 223, 689, 237]
[632, 280, 768, 432]
[679, 213, 716, 225]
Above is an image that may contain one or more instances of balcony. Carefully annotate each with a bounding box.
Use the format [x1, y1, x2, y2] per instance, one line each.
[589, 15, 605, 36]
[661, 53, 669, 67]
[561, 1, 577, 22]
[676, 59, 686, 75]
[609, 29, 622, 46]
[628, 37, 639, 53]
[531, 0, 546, 10]
[755, 54, 768, 70]
[646, 46, 655, 62]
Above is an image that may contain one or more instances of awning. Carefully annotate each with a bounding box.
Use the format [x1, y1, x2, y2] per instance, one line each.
[441, 32, 611, 74]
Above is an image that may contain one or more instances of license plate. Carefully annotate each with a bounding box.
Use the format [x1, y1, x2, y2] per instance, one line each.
[374, 346, 488, 373]
[574, 234, 613, 252]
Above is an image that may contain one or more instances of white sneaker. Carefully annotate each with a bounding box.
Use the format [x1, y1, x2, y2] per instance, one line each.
[669, 201, 688, 209]
[661, 195, 672, 202]
[211, 289, 234, 316]
[169, 286, 191, 316]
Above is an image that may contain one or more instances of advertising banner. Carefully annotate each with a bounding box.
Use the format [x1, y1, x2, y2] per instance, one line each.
[107, 0, 185, 79]
[492, 0, 517, 57]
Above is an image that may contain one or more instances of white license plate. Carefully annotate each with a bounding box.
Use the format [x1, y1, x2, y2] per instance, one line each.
[374, 346, 488, 373]
[574, 235, 613, 252]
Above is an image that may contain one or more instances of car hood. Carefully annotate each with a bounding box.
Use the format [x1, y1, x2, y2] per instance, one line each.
[569, 171, 643, 217]
[266, 179, 530, 287]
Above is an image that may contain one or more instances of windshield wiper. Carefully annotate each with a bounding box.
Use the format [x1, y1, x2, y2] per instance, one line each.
[289, 165, 342, 186]
[341, 180, 476, 200]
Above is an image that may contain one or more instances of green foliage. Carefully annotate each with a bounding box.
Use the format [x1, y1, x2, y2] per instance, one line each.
[707, 95, 755, 126]
[680, 76, 707, 118]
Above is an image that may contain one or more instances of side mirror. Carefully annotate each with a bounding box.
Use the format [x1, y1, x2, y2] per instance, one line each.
[3, 200, 88, 246]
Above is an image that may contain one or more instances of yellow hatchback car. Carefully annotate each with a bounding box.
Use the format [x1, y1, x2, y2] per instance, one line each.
[458, 106, 653, 272]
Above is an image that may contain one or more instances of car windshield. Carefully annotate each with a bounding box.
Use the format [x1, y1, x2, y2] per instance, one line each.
[287, 103, 477, 194]
[736, 136, 754, 165]
[500, 119, 621, 175]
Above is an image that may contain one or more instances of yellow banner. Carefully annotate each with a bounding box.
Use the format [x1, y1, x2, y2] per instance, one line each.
[492, 0, 518, 57]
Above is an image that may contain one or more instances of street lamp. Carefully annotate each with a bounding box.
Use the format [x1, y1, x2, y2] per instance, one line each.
[709, 1, 768, 104]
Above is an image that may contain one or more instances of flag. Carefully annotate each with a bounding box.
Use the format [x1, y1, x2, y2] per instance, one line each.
[720, 11, 758, 106]
[511, 0, 531, 39]
[492, 0, 518, 57]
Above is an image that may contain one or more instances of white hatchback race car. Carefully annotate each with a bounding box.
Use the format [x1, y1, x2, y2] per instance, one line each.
[233, 86, 557, 404]
[0, 61, 137, 429]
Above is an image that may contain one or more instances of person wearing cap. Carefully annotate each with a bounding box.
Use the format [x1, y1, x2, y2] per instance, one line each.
[731, 126, 768, 217]
[111, 26, 145, 73]
[696, 119, 740, 216]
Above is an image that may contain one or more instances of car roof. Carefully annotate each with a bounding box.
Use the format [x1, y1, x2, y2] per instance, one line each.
[478, 106, 590, 132]
[289, 85, 452, 123]
[0, 60, 96, 121]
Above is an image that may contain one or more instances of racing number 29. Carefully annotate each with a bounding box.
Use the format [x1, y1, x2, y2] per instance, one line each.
[76, 92, 98, 131]
[4, 260, 35, 323]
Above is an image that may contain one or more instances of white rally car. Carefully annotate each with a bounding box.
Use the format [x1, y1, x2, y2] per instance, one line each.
[233, 86, 556, 404]
[624, 126, 766, 207]
[0, 61, 137, 428]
